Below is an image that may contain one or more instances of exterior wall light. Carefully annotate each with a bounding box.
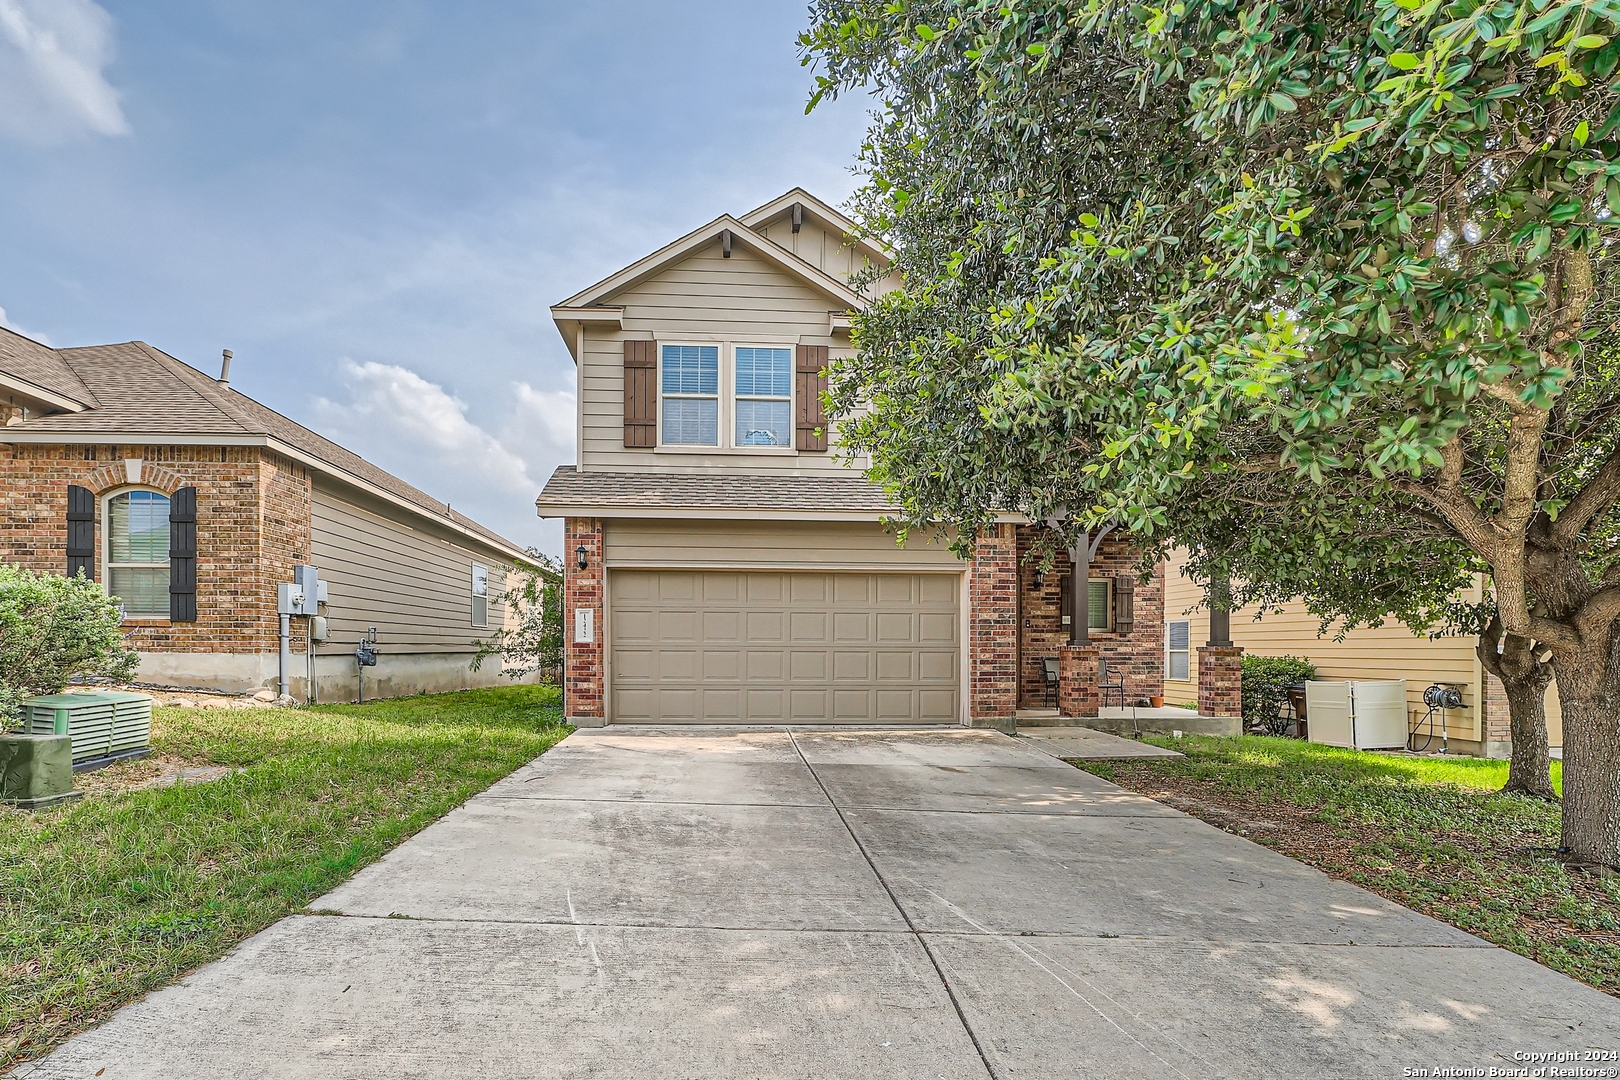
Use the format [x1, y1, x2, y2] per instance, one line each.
[576, 544, 589, 571]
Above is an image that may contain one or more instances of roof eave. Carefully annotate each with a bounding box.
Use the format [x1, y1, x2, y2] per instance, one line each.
[737, 188, 893, 265]
[550, 306, 626, 363]
[0, 372, 91, 414]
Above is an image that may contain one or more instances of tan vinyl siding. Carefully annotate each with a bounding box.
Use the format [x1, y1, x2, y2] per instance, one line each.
[602, 518, 965, 571]
[579, 240, 857, 474]
[311, 482, 511, 653]
[1162, 549, 1563, 746]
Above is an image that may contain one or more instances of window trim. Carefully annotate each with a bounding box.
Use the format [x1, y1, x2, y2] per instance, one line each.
[732, 343, 795, 449]
[653, 339, 801, 454]
[1166, 620, 1192, 682]
[102, 486, 172, 620]
[471, 562, 490, 629]
[1085, 577, 1113, 632]
[657, 341, 722, 448]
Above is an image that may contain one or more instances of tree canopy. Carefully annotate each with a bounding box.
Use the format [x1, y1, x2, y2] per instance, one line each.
[802, 0, 1620, 861]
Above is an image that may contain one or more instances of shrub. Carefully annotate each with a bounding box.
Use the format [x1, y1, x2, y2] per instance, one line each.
[1241, 654, 1317, 736]
[0, 564, 138, 725]
[469, 551, 563, 684]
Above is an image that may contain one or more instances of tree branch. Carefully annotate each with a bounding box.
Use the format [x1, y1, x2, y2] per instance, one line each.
[1552, 444, 1620, 545]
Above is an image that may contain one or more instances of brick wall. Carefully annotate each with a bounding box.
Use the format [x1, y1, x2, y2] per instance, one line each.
[1059, 644, 1099, 718]
[563, 516, 604, 722]
[1016, 527, 1165, 709]
[1198, 645, 1243, 719]
[969, 524, 1018, 725]
[0, 443, 312, 654]
[1481, 673, 1511, 746]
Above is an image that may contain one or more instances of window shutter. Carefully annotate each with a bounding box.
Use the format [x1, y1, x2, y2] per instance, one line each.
[795, 344, 829, 452]
[623, 340, 657, 448]
[1059, 570, 1073, 627]
[66, 485, 95, 581]
[1114, 574, 1135, 636]
[169, 486, 197, 622]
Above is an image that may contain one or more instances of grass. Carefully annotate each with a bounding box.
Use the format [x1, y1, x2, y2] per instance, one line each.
[1077, 735, 1620, 995]
[0, 685, 569, 1068]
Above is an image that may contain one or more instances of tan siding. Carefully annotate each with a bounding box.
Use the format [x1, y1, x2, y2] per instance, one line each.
[579, 240, 859, 474]
[1162, 549, 1489, 742]
[603, 519, 965, 570]
[310, 484, 511, 653]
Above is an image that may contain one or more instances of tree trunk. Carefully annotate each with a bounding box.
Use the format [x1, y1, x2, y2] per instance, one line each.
[1476, 623, 1555, 800]
[1501, 673, 1555, 800]
[1553, 636, 1620, 866]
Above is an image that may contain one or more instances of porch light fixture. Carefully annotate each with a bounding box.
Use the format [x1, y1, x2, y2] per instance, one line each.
[1033, 569, 1046, 590]
[576, 544, 588, 572]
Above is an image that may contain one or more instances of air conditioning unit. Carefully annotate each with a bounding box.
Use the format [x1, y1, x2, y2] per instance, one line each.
[22, 691, 154, 766]
[1305, 680, 1408, 750]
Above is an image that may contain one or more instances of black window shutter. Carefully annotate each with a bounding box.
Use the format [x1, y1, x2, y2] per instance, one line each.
[169, 486, 197, 622]
[66, 485, 95, 580]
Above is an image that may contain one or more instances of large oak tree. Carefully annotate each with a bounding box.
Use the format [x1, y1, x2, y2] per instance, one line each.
[803, 0, 1620, 859]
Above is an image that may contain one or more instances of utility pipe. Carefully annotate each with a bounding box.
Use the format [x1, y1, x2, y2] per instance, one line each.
[279, 613, 291, 698]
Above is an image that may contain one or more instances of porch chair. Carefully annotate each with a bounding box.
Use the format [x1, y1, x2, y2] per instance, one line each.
[1099, 658, 1127, 710]
[1041, 657, 1060, 708]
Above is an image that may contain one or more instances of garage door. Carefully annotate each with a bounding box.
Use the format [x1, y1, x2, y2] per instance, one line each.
[609, 570, 960, 724]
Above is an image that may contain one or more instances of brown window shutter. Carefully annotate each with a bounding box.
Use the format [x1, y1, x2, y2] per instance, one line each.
[67, 485, 95, 580]
[1114, 574, 1135, 636]
[169, 486, 197, 622]
[623, 340, 657, 448]
[795, 344, 829, 452]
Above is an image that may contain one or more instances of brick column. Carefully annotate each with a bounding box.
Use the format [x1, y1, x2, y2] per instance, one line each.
[564, 517, 605, 726]
[1059, 644, 1100, 718]
[969, 524, 1018, 731]
[1197, 645, 1243, 720]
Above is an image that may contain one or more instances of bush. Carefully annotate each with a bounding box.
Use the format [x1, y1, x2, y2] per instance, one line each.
[0, 564, 138, 725]
[469, 551, 563, 684]
[1241, 654, 1317, 736]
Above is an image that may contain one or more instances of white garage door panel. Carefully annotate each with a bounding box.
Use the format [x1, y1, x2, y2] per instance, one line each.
[610, 570, 960, 724]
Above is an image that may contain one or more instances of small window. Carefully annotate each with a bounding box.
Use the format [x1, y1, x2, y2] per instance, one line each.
[106, 490, 170, 616]
[471, 563, 489, 628]
[661, 344, 719, 446]
[1087, 579, 1112, 631]
[1167, 621, 1190, 680]
[735, 347, 792, 446]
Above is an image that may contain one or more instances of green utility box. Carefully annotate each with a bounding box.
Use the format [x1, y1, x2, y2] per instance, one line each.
[0, 733, 80, 810]
[22, 691, 153, 768]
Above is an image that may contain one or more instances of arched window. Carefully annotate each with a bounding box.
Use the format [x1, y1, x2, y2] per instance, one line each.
[106, 490, 171, 616]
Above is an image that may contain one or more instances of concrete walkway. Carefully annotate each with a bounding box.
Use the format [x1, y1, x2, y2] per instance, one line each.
[15, 729, 1619, 1079]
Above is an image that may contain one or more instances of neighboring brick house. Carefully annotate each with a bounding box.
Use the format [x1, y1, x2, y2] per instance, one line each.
[535, 189, 1194, 729]
[1, 328, 531, 702]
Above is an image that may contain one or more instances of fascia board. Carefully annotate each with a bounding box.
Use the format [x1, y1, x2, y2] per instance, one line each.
[555, 216, 865, 316]
[550, 306, 625, 363]
[535, 504, 1026, 525]
[0, 373, 90, 414]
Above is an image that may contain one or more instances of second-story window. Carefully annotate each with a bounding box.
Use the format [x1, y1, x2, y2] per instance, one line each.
[661, 344, 719, 446]
[734, 347, 792, 446]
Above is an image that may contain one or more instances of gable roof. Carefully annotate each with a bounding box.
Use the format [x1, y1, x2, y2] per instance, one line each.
[0, 334, 529, 562]
[737, 188, 892, 266]
[551, 189, 883, 362]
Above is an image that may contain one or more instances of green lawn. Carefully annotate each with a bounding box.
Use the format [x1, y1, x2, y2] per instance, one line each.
[1078, 736, 1620, 995]
[1, 686, 570, 1068]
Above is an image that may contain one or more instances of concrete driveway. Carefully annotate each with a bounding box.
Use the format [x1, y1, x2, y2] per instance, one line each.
[15, 728, 1620, 1079]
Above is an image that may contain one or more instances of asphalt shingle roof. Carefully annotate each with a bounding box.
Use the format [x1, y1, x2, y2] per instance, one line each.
[0, 334, 523, 555]
[536, 465, 898, 514]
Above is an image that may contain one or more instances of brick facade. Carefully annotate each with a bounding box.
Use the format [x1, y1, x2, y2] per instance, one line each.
[1059, 644, 1100, 718]
[968, 524, 1019, 728]
[0, 443, 313, 655]
[563, 516, 605, 723]
[1197, 645, 1244, 719]
[1015, 526, 1165, 710]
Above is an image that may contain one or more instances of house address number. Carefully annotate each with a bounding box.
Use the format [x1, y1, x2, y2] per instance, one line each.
[575, 608, 595, 644]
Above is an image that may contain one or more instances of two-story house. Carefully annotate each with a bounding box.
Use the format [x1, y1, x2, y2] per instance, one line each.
[537, 189, 1197, 729]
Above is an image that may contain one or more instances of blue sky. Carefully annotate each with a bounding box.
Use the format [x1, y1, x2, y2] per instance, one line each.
[0, 1, 872, 553]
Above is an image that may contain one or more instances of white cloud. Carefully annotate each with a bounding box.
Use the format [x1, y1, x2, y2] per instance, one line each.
[0, 0, 129, 144]
[312, 360, 575, 548]
[0, 305, 52, 345]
